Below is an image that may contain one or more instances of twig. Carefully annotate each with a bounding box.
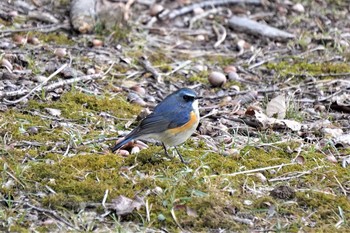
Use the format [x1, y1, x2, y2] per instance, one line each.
[4, 63, 68, 104]
[124, 0, 136, 21]
[171, 207, 183, 230]
[189, 8, 222, 29]
[231, 215, 254, 226]
[44, 73, 103, 92]
[44, 62, 114, 92]
[164, 0, 261, 19]
[268, 166, 325, 182]
[213, 23, 227, 48]
[82, 136, 121, 145]
[0, 23, 70, 34]
[139, 56, 162, 83]
[205, 163, 295, 178]
[165, 60, 192, 76]
[102, 189, 109, 208]
[24, 202, 77, 230]
[333, 175, 347, 196]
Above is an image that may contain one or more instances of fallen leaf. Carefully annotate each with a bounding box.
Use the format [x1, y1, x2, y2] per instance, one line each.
[110, 195, 144, 215]
[266, 94, 286, 119]
[45, 108, 61, 117]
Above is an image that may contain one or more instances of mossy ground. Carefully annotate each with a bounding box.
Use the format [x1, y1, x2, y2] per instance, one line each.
[1, 90, 350, 231]
[1, 0, 350, 231]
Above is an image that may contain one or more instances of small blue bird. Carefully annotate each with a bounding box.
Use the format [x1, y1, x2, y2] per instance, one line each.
[111, 88, 200, 163]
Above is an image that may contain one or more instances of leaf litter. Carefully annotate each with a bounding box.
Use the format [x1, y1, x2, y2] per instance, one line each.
[0, 0, 350, 232]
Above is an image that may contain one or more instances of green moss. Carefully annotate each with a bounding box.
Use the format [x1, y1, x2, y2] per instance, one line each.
[187, 71, 209, 84]
[30, 32, 73, 45]
[266, 61, 350, 78]
[27, 90, 140, 120]
[297, 191, 350, 222]
[203, 55, 236, 67]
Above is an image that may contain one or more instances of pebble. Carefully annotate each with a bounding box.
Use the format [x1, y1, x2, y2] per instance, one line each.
[208, 71, 226, 87]
[92, 39, 103, 47]
[228, 72, 240, 81]
[131, 85, 146, 96]
[54, 48, 67, 58]
[150, 4, 164, 16]
[118, 149, 130, 156]
[292, 3, 305, 13]
[224, 66, 237, 74]
[131, 146, 140, 154]
[27, 126, 39, 135]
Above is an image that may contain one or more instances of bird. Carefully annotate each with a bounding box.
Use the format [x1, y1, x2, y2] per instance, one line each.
[111, 88, 200, 163]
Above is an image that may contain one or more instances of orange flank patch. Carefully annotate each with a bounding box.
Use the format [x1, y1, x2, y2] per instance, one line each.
[168, 111, 198, 134]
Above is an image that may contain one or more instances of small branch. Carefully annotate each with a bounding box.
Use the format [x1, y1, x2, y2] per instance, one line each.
[139, 56, 162, 83]
[205, 163, 295, 178]
[228, 16, 295, 40]
[24, 202, 78, 230]
[163, 0, 261, 19]
[4, 63, 68, 104]
[0, 23, 70, 34]
[231, 215, 254, 226]
[165, 60, 191, 76]
[213, 23, 227, 48]
[268, 166, 325, 182]
[81, 136, 121, 145]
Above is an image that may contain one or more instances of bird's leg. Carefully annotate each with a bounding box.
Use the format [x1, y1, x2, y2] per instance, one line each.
[162, 142, 172, 159]
[174, 146, 189, 164]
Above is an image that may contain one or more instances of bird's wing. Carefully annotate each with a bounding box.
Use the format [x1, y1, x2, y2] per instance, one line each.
[135, 110, 190, 136]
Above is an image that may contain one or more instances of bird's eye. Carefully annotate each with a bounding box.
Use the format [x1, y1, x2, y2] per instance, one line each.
[183, 95, 195, 101]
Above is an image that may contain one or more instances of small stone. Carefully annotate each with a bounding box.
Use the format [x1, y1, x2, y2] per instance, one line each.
[54, 48, 67, 58]
[224, 65, 237, 74]
[33, 75, 47, 83]
[152, 186, 163, 195]
[131, 146, 140, 154]
[292, 3, 305, 13]
[45, 108, 61, 117]
[243, 200, 252, 206]
[86, 68, 95, 75]
[228, 72, 240, 81]
[196, 35, 205, 41]
[118, 149, 130, 156]
[270, 185, 296, 200]
[92, 39, 103, 47]
[314, 104, 326, 112]
[13, 34, 26, 45]
[150, 4, 164, 16]
[131, 85, 146, 96]
[294, 155, 305, 165]
[60, 67, 77, 79]
[27, 126, 39, 135]
[1, 58, 13, 71]
[208, 71, 226, 87]
[193, 7, 204, 15]
[28, 36, 40, 45]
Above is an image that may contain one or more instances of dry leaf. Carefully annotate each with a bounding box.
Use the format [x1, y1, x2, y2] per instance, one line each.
[336, 134, 350, 146]
[266, 94, 286, 119]
[45, 108, 61, 117]
[111, 195, 144, 215]
[281, 119, 302, 131]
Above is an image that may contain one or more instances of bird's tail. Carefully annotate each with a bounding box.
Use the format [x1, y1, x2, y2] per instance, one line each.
[111, 136, 134, 152]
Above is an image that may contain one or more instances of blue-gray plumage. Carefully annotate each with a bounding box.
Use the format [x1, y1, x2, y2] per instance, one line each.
[111, 88, 200, 163]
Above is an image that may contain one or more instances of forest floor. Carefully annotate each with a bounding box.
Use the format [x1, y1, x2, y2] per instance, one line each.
[0, 0, 350, 232]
